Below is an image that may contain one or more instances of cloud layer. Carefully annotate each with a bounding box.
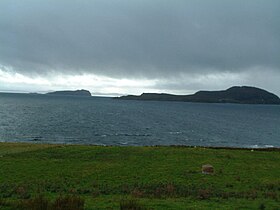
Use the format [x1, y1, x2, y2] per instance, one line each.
[0, 0, 279, 94]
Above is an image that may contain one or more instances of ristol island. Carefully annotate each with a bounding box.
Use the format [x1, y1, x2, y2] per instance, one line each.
[47, 89, 92, 97]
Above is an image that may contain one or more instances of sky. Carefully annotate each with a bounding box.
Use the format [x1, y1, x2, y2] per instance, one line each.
[0, 0, 279, 96]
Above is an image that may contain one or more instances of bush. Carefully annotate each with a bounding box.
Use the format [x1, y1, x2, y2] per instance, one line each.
[15, 186, 31, 199]
[16, 194, 84, 210]
[17, 195, 49, 210]
[52, 195, 84, 210]
[197, 189, 212, 200]
[120, 198, 146, 210]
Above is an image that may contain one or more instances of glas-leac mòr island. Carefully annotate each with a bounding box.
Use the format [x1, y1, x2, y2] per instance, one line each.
[116, 86, 280, 105]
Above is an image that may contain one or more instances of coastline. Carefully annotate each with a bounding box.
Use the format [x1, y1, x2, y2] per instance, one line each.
[1, 141, 279, 151]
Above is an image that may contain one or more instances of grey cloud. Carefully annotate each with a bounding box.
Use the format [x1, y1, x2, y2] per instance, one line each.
[0, 0, 279, 79]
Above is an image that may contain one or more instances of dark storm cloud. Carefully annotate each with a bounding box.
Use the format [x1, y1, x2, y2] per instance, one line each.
[0, 0, 279, 78]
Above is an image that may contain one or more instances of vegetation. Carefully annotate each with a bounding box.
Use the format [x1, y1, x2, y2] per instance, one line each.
[0, 143, 279, 209]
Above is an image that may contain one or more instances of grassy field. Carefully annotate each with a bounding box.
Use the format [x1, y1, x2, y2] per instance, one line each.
[0, 142, 279, 210]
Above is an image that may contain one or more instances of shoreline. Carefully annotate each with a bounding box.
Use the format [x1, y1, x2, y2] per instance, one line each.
[1, 141, 279, 151]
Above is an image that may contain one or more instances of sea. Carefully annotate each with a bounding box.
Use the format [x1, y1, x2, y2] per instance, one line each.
[0, 92, 279, 148]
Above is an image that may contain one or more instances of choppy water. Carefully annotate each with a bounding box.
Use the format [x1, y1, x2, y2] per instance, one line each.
[0, 92, 279, 148]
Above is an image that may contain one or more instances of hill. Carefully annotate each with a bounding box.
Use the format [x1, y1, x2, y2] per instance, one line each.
[116, 86, 280, 104]
[47, 89, 91, 97]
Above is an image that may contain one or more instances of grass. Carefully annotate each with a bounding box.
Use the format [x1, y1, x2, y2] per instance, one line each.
[0, 142, 279, 209]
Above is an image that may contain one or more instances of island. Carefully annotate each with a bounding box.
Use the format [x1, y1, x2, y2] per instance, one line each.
[115, 86, 280, 105]
[47, 89, 91, 97]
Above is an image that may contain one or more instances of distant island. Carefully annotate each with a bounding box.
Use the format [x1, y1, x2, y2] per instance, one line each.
[47, 89, 91, 97]
[116, 86, 280, 105]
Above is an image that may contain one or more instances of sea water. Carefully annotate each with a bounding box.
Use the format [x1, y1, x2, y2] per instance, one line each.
[0, 93, 279, 148]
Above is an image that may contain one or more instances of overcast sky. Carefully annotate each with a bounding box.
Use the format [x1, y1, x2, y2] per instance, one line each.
[0, 0, 279, 96]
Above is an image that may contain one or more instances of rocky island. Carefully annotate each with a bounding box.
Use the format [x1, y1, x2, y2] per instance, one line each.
[47, 89, 91, 97]
[116, 86, 280, 105]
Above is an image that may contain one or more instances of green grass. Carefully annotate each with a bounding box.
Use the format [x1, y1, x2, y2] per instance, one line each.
[0, 143, 279, 209]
